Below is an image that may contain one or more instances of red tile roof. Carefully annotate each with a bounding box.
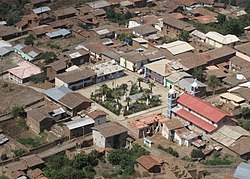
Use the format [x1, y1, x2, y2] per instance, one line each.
[177, 93, 229, 123]
[175, 108, 217, 133]
[136, 155, 162, 170]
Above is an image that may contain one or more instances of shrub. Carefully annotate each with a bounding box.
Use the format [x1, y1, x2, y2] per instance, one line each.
[24, 35, 35, 46]
[11, 106, 26, 119]
[157, 145, 179, 158]
[191, 149, 204, 159]
[13, 149, 25, 157]
[30, 72, 47, 84]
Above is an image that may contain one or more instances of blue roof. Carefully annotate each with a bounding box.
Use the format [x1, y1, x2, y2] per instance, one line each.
[234, 162, 250, 179]
[32, 6, 51, 14]
[46, 29, 71, 38]
[44, 85, 72, 102]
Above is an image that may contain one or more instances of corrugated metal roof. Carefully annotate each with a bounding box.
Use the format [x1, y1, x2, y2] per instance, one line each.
[64, 117, 95, 130]
[234, 162, 250, 179]
[32, 6, 51, 14]
[46, 29, 71, 38]
[43, 85, 72, 102]
[0, 47, 13, 56]
[157, 40, 194, 55]
[206, 31, 239, 45]
[220, 92, 245, 103]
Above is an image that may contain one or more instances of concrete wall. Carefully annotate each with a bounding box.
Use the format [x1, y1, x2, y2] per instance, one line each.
[93, 130, 106, 148]
[94, 116, 106, 126]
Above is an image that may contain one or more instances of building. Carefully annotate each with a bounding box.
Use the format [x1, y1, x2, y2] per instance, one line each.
[32, 6, 51, 15]
[8, 61, 42, 84]
[45, 59, 69, 81]
[205, 31, 239, 48]
[92, 25, 115, 39]
[128, 15, 160, 29]
[46, 29, 71, 39]
[190, 30, 206, 43]
[30, 0, 51, 8]
[177, 78, 207, 97]
[92, 60, 124, 83]
[234, 162, 250, 179]
[211, 125, 250, 160]
[26, 106, 53, 134]
[92, 122, 128, 148]
[165, 71, 191, 88]
[162, 119, 198, 146]
[14, 44, 41, 61]
[4, 161, 28, 179]
[58, 92, 92, 116]
[65, 49, 90, 65]
[155, 40, 194, 56]
[0, 25, 23, 40]
[55, 68, 96, 90]
[235, 42, 250, 61]
[120, 50, 165, 72]
[86, 0, 111, 9]
[162, 16, 195, 37]
[64, 116, 95, 139]
[76, 42, 109, 60]
[28, 25, 54, 38]
[128, 113, 169, 139]
[54, 7, 76, 20]
[168, 90, 233, 134]
[81, 109, 107, 126]
[0, 40, 13, 57]
[20, 154, 45, 170]
[136, 155, 163, 175]
[43, 85, 72, 105]
[132, 25, 158, 38]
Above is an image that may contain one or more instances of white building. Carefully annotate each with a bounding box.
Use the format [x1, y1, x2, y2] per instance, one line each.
[91, 60, 124, 83]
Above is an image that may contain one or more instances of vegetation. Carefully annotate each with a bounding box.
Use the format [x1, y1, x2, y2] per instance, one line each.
[238, 108, 250, 131]
[24, 35, 35, 46]
[179, 30, 190, 42]
[207, 75, 221, 94]
[48, 42, 61, 49]
[30, 72, 47, 84]
[191, 149, 204, 159]
[117, 33, 134, 42]
[18, 134, 46, 148]
[157, 145, 179, 158]
[191, 13, 250, 36]
[41, 52, 57, 64]
[129, 83, 140, 95]
[108, 144, 149, 176]
[242, 107, 250, 119]
[192, 67, 204, 82]
[44, 150, 100, 179]
[13, 149, 25, 157]
[106, 8, 134, 25]
[202, 152, 233, 165]
[11, 106, 25, 119]
[0, 175, 9, 179]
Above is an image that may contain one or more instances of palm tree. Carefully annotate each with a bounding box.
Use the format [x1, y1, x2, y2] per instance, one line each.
[120, 83, 128, 94]
[137, 77, 144, 88]
[125, 97, 131, 110]
[207, 75, 221, 95]
[148, 82, 155, 93]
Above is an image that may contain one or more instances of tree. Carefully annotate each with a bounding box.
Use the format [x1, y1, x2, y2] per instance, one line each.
[11, 106, 25, 119]
[24, 35, 35, 46]
[242, 107, 250, 119]
[137, 77, 144, 91]
[192, 67, 203, 81]
[217, 14, 226, 24]
[207, 75, 221, 94]
[148, 82, 155, 93]
[179, 30, 189, 42]
[191, 149, 204, 159]
[30, 72, 47, 84]
[120, 83, 128, 94]
[41, 52, 57, 64]
[224, 18, 243, 36]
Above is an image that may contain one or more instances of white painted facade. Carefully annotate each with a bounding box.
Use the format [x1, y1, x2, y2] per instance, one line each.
[128, 20, 141, 29]
[93, 130, 106, 148]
